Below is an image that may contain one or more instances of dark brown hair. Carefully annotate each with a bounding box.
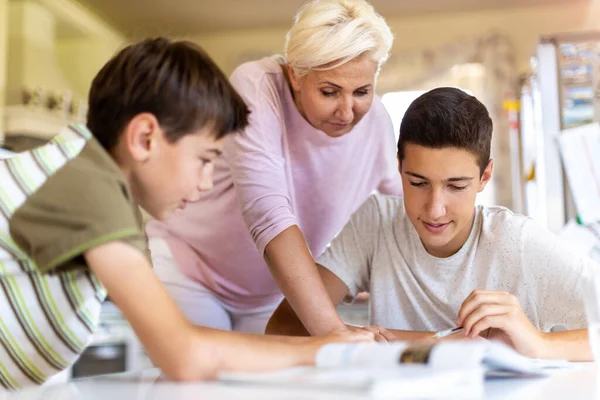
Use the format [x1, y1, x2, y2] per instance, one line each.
[87, 37, 249, 150]
[397, 87, 492, 175]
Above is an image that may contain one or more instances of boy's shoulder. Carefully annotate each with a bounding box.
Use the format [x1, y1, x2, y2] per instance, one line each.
[5, 123, 130, 208]
[477, 205, 550, 249]
[1, 124, 91, 217]
[3, 124, 145, 274]
[479, 205, 530, 232]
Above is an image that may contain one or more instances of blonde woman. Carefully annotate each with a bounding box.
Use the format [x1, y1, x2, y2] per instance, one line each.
[147, 0, 402, 337]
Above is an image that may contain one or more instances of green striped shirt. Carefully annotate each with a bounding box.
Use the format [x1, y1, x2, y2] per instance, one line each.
[0, 124, 146, 390]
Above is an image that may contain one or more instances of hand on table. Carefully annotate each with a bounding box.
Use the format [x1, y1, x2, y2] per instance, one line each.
[345, 324, 396, 342]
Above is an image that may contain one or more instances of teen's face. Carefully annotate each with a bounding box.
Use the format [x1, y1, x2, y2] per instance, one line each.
[132, 125, 222, 221]
[400, 144, 493, 258]
[288, 55, 376, 138]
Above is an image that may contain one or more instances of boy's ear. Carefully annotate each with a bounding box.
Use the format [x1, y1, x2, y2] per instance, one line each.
[478, 158, 494, 192]
[123, 113, 161, 162]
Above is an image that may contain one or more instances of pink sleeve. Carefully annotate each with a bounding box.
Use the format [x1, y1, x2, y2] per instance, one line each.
[224, 65, 297, 256]
[376, 100, 403, 196]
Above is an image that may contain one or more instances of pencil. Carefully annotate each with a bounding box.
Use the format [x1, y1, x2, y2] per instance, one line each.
[433, 326, 464, 339]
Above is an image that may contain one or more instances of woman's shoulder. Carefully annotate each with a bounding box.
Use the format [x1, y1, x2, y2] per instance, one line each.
[230, 55, 286, 94]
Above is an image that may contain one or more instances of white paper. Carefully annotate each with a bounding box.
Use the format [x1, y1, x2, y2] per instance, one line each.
[557, 123, 600, 225]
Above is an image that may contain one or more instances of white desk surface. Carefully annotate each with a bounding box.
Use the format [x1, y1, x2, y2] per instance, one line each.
[6, 364, 599, 400]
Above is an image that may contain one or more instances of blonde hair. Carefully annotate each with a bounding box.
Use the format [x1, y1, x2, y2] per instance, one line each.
[284, 0, 393, 79]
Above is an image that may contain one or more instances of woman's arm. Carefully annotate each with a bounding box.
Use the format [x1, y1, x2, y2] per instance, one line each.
[264, 226, 349, 336]
[225, 64, 351, 336]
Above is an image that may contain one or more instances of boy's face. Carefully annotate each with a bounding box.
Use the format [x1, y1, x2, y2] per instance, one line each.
[400, 143, 493, 258]
[126, 116, 223, 221]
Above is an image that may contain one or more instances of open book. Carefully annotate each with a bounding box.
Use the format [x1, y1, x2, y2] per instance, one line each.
[316, 340, 571, 376]
[220, 341, 571, 399]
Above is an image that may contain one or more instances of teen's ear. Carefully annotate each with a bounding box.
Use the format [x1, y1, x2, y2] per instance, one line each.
[286, 64, 302, 92]
[478, 158, 494, 192]
[122, 113, 161, 162]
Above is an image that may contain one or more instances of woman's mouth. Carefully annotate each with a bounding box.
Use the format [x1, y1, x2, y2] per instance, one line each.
[329, 122, 351, 130]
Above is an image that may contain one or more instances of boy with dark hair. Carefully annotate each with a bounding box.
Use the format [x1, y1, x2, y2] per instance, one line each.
[0, 37, 368, 390]
[267, 87, 598, 361]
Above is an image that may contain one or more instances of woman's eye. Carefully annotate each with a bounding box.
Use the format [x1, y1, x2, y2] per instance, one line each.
[321, 90, 336, 97]
[355, 90, 369, 96]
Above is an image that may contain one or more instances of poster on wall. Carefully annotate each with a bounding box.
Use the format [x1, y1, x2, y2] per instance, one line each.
[559, 42, 594, 64]
[559, 42, 597, 129]
[562, 86, 594, 128]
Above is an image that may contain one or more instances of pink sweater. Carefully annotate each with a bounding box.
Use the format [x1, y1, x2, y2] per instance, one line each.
[146, 56, 402, 308]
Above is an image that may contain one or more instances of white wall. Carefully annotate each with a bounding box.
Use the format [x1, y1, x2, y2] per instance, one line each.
[56, 37, 125, 99]
[0, 0, 8, 141]
[190, 0, 600, 76]
[8, 1, 598, 117]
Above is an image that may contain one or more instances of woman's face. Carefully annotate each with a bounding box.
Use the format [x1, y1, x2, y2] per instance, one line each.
[288, 55, 377, 138]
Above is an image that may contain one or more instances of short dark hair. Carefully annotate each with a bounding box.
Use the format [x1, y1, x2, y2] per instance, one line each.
[87, 37, 249, 151]
[397, 87, 492, 175]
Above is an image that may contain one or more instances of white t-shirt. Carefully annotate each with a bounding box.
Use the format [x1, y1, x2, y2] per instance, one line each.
[317, 194, 598, 332]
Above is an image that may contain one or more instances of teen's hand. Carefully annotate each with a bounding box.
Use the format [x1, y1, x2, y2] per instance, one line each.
[456, 290, 547, 358]
[346, 324, 396, 342]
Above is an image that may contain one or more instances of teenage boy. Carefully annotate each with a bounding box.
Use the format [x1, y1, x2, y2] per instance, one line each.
[267, 87, 597, 361]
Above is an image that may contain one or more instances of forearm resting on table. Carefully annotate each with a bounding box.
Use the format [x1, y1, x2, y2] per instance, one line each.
[264, 225, 346, 336]
[267, 298, 432, 342]
[539, 329, 592, 361]
[386, 329, 435, 341]
[195, 328, 321, 373]
[87, 241, 321, 382]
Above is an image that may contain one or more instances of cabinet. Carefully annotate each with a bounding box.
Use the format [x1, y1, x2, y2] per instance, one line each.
[0, 0, 124, 149]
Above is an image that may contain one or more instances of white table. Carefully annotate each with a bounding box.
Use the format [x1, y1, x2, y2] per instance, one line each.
[5, 364, 599, 400]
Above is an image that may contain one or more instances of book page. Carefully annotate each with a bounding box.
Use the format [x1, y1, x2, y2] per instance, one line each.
[314, 341, 567, 377]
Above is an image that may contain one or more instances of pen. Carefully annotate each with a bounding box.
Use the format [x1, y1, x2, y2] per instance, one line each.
[433, 326, 464, 339]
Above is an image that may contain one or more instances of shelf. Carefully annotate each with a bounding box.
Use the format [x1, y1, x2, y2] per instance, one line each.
[4, 105, 74, 140]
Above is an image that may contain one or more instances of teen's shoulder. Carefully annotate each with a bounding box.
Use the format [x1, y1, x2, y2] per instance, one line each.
[479, 205, 532, 233]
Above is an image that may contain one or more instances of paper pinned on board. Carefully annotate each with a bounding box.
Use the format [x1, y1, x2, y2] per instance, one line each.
[557, 122, 600, 225]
